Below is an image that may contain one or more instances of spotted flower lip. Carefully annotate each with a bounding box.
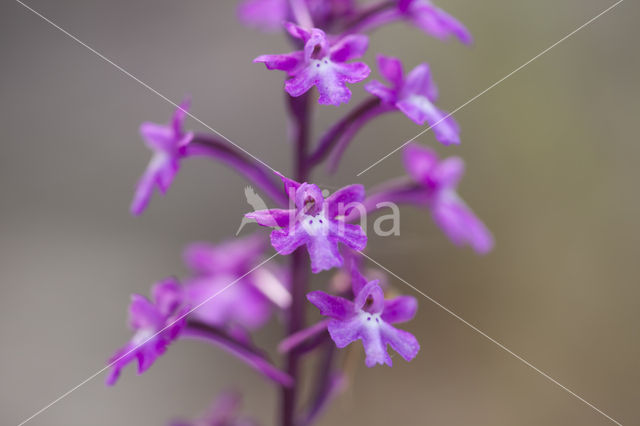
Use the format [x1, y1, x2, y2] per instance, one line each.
[307, 279, 420, 367]
[130, 99, 194, 216]
[403, 143, 494, 253]
[365, 54, 460, 145]
[246, 174, 367, 273]
[106, 278, 188, 386]
[254, 22, 370, 106]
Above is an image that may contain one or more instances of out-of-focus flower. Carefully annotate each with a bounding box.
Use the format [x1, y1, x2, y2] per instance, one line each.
[397, 0, 472, 44]
[246, 175, 367, 273]
[365, 55, 459, 145]
[106, 278, 188, 385]
[307, 279, 419, 367]
[238, 0, 288, 31]
[183, 235, 287, 330]
[170, 391, 258, 426]
[254, 23, 370, 106]
[403, 144, 493, 253]
[130, 99, 194, 216]
[238, 0, 355, 32]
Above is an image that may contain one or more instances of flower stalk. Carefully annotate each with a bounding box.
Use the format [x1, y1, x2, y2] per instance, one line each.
[106, 2, 493, 425]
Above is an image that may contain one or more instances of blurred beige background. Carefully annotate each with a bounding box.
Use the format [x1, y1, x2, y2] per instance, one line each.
[1, 0, 639, 425]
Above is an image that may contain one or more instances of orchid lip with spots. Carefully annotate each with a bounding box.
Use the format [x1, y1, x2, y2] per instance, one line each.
[109, 1, 489, 424]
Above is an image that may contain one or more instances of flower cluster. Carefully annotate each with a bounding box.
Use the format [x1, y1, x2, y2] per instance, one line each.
[108, 1, 490, 424]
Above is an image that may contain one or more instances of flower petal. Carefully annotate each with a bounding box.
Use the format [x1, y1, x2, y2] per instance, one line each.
[326, 184, 365, 218]
[128, 294, 164, 331]
[396, 97, 460, 145]
[238, 0, 288, 31]
[271, 222, 309, 255]
[171, 98, 191, 138]
[403, 63, 438, 101]
[432, 195, 494, 254]
[284, 66, 318, 98]
[152, 278, 183, 316]
[130, 167, 158, 216]
[403, 143, 438, 184]
[306, 234, 343, 273]
[354, 281, 384, 314]
[327, 316, 362, 348]
[295, 183, 324, 214]
[382, 296, 418, 323]
[330, 34, 369, 62]
[380, 322, 420, 362]
[139, 122, 173, 151]
[360, 323, 392, 367]
[376, 54, 404, 87]
[277, 172, 301, 198]
[183, 235, 266, 275]
[332, 222, 367, 251]
[307, 291, 354, 320]
[334, 61, 371, 83]
[433, 156, 465, 189]
[284, 21, 312, 42]
[349, 261, 369, 296]
[364, 79, 396, 103]
[246, 209, 294, 228]
[254, 52, 304, 74]
[407, 1, 473, 45]
[303, 28, 330, 61]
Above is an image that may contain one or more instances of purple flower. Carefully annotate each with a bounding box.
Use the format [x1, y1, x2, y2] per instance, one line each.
[365, 55, 460, 145]
[106, 278, 188, 386]
[238, 0, 288, 31]
[403, 143, 493, 253]
[170, 391, 258, 426]
[307, 279, 420, 367]
[246, 175, 367, 273]
[254, 23, 370, 106]
[130, 99, 194, 216]
[398, 0, 472, 45]
[183, 235, 287, 330]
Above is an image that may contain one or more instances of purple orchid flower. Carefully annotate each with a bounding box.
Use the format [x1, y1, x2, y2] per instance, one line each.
[170, 391, 258, 426]
[106, 278, 188, 386]
[254, 22, 370, 106]
[246, 175, 367, 273]
[183, 235, 289, 330]
[365, 54, 460, 145]
[403, 143, 493, 253]
[307, 276, 420, 367]
[130, 99, 194, 216]
[398, 0, 473, 44]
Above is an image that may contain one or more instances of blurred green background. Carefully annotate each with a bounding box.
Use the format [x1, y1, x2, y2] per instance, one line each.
[1, 0, 638, 425]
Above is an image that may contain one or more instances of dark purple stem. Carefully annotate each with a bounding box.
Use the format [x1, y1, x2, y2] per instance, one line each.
[301, 342, 338, 425]
[181, 321, 293, 387]
[282, 91, 312, 426]
[184, 134, 287, 207]
[326, 103, 394, 173]
[308, 97, 381, 168]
